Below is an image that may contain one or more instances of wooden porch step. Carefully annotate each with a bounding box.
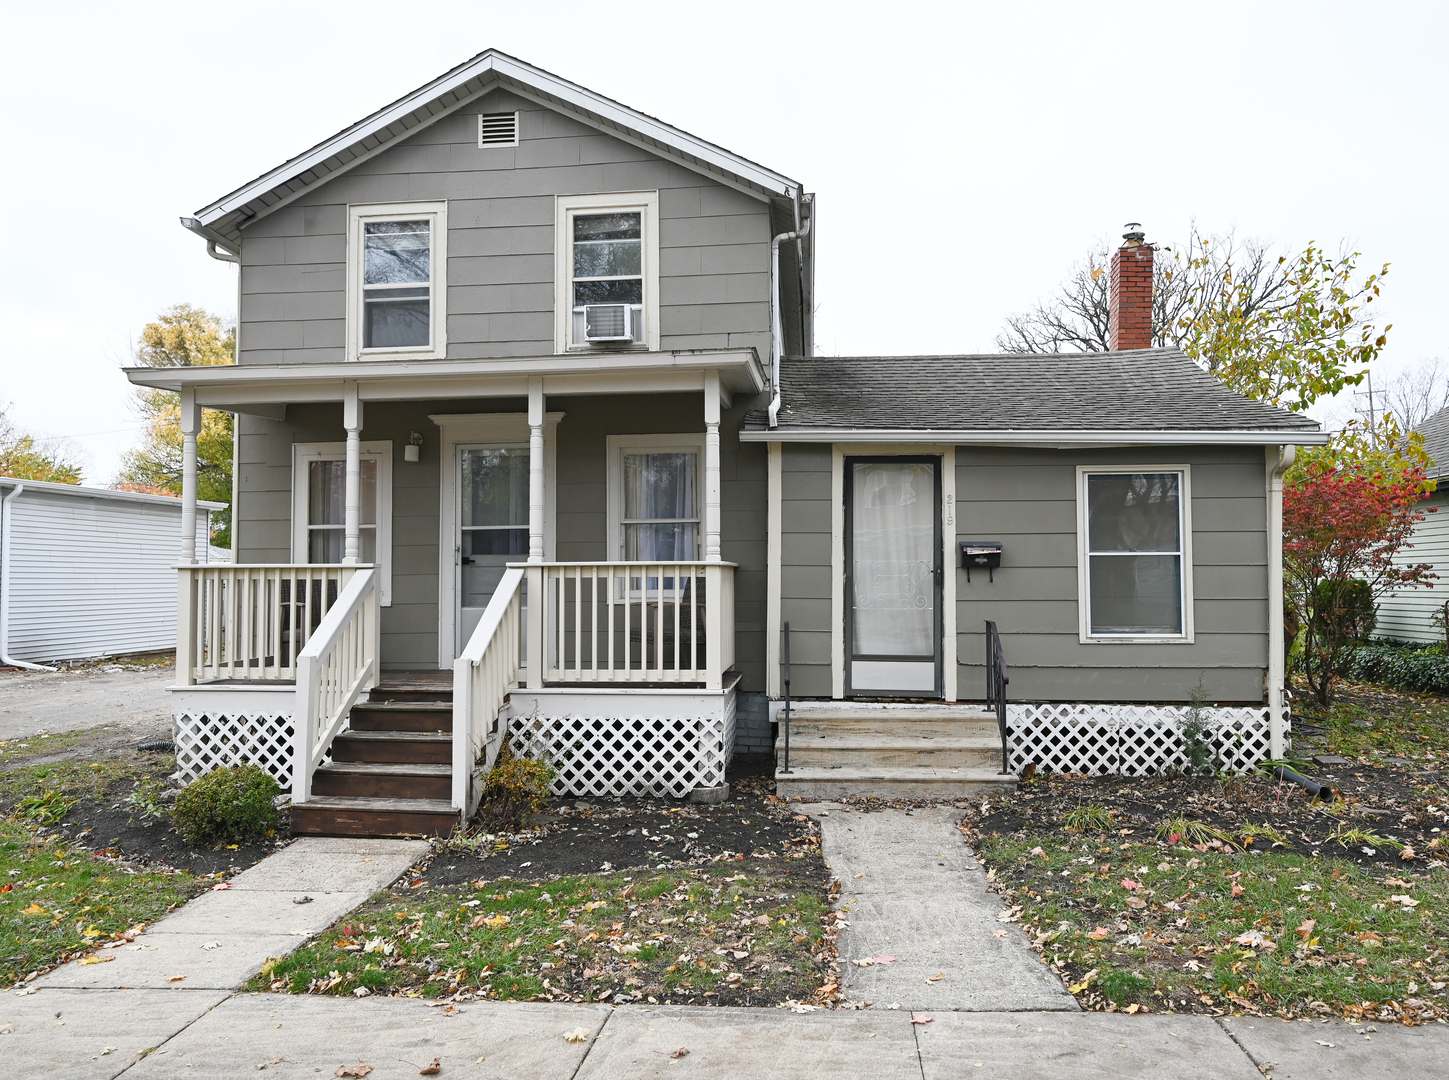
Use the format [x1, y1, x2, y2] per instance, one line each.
[369, 672, 453, 705]
[773, 764, 1018, 800]
[780, 733, 1004, 770]
[330, 730, 452, 764]
[311, 762, 452, 801]
[290, 795, 457, 838]
[349, 702, 453, 733]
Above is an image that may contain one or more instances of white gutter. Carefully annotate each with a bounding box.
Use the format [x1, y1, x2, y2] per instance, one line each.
[768, 192, 813, 428]
[1266, 444, 1296, 759]
[739, 427, 1330, 446]
[0, 482, 56, 671]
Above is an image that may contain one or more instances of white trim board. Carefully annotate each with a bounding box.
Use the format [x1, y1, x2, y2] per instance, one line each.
[290, 441, 393, 605]
[765, 441, 782, 699]
[433, 412, 562, 667]
[740, 428, 1328, 446]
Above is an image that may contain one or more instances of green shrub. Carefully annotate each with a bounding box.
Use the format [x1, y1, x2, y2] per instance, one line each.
[1345, 645, 1449, 696]
[172, 764, 280, 847]
[477, 744, 554, 831]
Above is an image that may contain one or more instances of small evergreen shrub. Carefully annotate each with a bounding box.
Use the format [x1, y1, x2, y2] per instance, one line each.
[1179, 682, 1221, 777]
[1344, 645, 1449, 696]
[172, 764, 280, 847]
[478, 744, 554, 831]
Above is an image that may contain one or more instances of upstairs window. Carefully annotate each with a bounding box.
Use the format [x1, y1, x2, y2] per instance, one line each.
[347, 202, 448, 360]
[572, 212, 643, 345]
[1078, 467, 1192, 640]
[555, 192, 660, 351]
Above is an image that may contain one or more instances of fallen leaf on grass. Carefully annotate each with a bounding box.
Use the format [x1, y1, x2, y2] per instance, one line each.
[1120, 878, 1142, 891]
[1383, 877, 1414, 889]
[563, 1029, 592, 1043]
[419, 1059, 441, 1075]
[1087, 927, 1111, 940]
[1126, 897, 1147, 909]
[1232, 930, 1275, 950]
[21, 903, 45, 916]
[335, 1065, 373, 1078]
[1230, 883, 1244, 898]
[1124, 1004, 1141, 1015]
[77, 954, 114, 966]
[1400, 847, 1416, 861]
[474, 913, 509, 929]
[1296, 920, 1317, 939]
[1388, 895, 1419, 908]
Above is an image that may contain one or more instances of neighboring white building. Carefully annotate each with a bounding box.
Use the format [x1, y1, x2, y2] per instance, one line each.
[1376, 405, 1449, 644]
[0, 478, 225, 667]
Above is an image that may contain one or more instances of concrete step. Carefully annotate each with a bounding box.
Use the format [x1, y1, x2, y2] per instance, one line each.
[349, 701, 453, 733]
[779, 734, 1003, 770]
[311, 761, 452, 801]
[781, 703, 999, 739]
[330, 729, 452, 764]
[785, 718, 999, 740]
[291, 795, 458, 838]
[774, 764, 1018, 800]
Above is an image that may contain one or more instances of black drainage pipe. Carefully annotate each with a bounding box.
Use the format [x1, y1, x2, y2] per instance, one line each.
[1272, 765, 1341, 802]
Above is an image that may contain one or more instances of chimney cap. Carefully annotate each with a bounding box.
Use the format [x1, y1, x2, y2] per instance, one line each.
[1122, 222, 1146, 244]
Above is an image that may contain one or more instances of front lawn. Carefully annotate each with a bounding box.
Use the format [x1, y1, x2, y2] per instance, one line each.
[252, 864, 834, 1007]
[0, 819, 203, 986]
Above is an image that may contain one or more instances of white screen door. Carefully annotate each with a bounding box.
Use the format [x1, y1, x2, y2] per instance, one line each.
[846, 457, 942, 696]
[456, 445, 528, 655]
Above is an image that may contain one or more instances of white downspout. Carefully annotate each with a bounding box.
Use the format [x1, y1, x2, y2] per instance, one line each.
[768, 190, 812, 429]
[1266, 443, 1296, 759]
[0, 482, 57, 671]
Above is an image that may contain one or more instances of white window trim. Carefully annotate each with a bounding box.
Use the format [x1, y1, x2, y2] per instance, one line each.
[432, 412, 562, 667]
[1075, 464, 1194, 644]
[555, 191, 661, 353]
[606, 432, 706, 562]
[346, 201, 448, 362]
[291, 441, 394, 606]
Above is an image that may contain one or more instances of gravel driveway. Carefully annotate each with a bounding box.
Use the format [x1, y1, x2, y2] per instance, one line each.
[0, 663, 175, 742]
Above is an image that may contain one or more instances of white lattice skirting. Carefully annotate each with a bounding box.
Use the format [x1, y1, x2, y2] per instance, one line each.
[1006, 703, 1284, 776]
[509, 710, 734, 798]
[174, 712, 298, 787]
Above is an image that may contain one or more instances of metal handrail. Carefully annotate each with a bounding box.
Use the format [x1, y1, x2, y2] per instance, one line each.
[780, 621, 792, 773]
[985, 619, 1011, 774]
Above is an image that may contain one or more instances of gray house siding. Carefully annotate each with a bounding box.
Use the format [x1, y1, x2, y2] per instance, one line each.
[236, 88, 775, 367]
[773, 442, 1270, 704]
[234, 391, 769, 685]
[779, 443, 834, 698]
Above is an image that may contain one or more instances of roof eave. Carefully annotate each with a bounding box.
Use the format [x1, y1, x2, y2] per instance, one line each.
[738, 427, 1329, 446]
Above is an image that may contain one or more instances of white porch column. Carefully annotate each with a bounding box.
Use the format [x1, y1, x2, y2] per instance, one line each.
[703, 370, 722, 563]
[179, 388, 200, 564]
[528, 378, 545, 564]
[343, 383, 363, 565]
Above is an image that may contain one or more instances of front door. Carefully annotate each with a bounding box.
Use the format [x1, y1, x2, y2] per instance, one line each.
[845, 456, 942, 697]
[456, 445, 529, 656]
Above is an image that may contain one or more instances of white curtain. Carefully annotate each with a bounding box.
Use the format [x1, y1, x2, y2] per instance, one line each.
[624, 452, 697, 560]
[851, 462, 934, 656]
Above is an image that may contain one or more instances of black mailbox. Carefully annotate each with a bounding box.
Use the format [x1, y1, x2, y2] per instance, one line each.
[960, 540, 1003, 582]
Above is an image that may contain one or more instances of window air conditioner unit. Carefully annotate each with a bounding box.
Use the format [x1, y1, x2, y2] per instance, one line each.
[583, 303, 634, 343]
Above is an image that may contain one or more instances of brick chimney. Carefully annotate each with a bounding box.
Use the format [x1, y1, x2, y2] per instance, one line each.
[1108, 222, 1153, 351]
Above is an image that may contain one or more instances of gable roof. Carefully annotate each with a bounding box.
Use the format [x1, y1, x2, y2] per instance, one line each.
[190, 49, 803, 247]
[1416, 404, 1449, 480]
[740, 348, 1326, 444]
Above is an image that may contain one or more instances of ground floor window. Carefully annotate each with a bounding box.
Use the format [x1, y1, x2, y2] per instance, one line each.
[607, 433, 704, 562]
[291, 441, 394, 605]
[1078, 466, 1191, 640]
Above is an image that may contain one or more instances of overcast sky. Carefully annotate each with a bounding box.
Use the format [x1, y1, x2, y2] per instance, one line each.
[3, 0, 1446, 483]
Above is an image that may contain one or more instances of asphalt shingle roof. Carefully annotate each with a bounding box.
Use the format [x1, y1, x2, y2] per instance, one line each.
[745, 348, 1322, 434]
[1416, 404, 1449, 479]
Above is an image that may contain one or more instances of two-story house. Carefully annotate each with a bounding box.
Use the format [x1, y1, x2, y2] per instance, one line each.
[131, 51, 1324, 836]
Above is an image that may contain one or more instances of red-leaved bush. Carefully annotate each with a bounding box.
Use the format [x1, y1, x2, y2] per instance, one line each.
[1283, 463, 1436, 703]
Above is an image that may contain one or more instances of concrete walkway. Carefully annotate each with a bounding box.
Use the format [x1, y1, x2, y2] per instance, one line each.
[805, 803, 1077, 1011]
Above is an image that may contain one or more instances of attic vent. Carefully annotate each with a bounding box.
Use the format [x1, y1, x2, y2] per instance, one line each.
[478, 111, 520, 148]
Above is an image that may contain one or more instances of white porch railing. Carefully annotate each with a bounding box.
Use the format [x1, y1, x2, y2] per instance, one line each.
[291, 568, 379, 803]
[530, 562, 735, 690]
[175, 564, 368, 684]
[451, 566, 526, 815]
